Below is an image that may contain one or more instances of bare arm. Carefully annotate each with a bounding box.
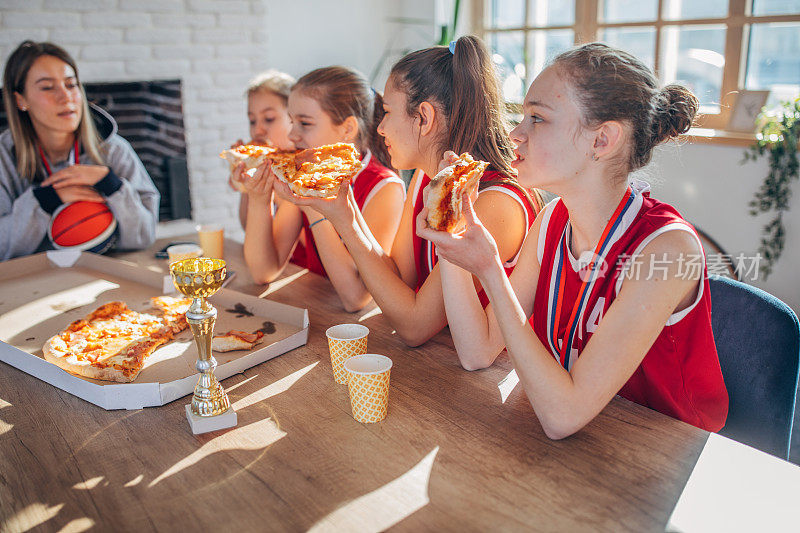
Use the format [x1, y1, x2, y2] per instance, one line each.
[434, 203, 543, 369]
[290, 171, 527, 346]
[426, 202, 704, 438]
[237, 193, 248, 230]
[300, 181, 404, 312]
[241, 162, 304, 284]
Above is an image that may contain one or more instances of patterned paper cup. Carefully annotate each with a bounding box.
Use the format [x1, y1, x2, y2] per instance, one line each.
[344, 354, 392, 423]
[326, 324, 369, 384]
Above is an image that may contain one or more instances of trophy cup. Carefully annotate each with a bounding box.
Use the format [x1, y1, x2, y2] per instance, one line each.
[170, 257, 237, 434]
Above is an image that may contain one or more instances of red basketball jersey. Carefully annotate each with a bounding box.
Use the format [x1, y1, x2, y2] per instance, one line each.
[530, 180, 728, 431]
[411, 169, 538, 305]
[290, 151, 404, 277]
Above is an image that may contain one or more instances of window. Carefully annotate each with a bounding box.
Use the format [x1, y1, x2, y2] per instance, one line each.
[476, 0, 800, 129]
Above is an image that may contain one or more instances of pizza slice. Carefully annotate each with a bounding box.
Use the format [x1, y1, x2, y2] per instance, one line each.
[271, 142, 363, 198]
[426, 152, 488, 233]
[220, 144, 276, 192]
[151, 295, 192, 334]
[212, 330, 265, 352]
[43, 301, 175, 383]
[219, 143, 279, 171]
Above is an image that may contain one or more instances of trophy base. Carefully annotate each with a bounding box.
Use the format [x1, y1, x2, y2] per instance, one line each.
[185, 404, 237, 435]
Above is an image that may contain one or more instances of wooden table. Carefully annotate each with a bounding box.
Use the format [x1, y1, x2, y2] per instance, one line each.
[0, 238, 711, 532]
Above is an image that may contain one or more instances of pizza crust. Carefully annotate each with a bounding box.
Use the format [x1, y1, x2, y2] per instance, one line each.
[212, 330, 265, 352]
[219, 144, 278, 171]
[426, 153, 488, 233]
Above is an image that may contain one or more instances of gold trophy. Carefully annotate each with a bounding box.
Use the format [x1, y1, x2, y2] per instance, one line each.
[170, 257, 237, 434]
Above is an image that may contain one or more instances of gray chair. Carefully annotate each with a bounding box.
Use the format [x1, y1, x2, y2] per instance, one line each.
[708, 275, 800, 461]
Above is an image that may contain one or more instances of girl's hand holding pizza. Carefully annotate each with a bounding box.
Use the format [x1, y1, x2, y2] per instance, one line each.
[228, 161, 246, 192]
[416, 191, 502, 280]
[273, 177, 356, 227]
[40, 164, 110, 189]
[438, 150, 460, 172]
[241, 160, 275, 198]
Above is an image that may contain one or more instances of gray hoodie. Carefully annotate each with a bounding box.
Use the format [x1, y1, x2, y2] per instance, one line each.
[0, 104, 160, 261]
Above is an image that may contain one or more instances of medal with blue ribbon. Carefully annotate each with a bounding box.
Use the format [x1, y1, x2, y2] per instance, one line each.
[548, 187, 636, 369]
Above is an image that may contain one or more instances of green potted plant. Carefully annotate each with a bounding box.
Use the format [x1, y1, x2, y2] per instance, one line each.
[742, 97, 800, 279]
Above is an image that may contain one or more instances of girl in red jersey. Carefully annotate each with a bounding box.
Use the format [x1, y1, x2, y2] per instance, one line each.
[417, 43, 728, 435]
[276, 36, 543, 355]
[242, 66, 405, 312]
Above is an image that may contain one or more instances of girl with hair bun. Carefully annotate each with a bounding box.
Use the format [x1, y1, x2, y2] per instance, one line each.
[280, 36, 542, 354]
[418, 43, 728, 437]
[243, 66, 405, 312]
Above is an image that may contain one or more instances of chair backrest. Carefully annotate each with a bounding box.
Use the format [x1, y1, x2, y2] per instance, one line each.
[708, 275, 800, 460]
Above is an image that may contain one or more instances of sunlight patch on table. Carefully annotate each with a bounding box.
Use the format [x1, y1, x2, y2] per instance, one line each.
[149, 418, 286, 487]
[232, 362, 318, 411]
[358, 307, 382, 322]
[667, 432, 800, 532]
[72, 476, 104, 490]
[224, 374, 259, 394]
[0, 398, 11, 409]
[124, 474, 144, 487]
[498, 369, 519, 404]
[259, 269, 309, 297]
[58, 517, 95, 533]
[308, 447, 439, 533]
[1, 503, 64, 532]
[0, 420, 12, 436]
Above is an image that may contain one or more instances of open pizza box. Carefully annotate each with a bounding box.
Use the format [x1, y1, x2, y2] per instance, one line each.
[0, 251, 309, 410]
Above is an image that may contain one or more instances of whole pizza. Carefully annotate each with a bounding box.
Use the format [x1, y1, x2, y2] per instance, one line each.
[42, 297, 191, 383]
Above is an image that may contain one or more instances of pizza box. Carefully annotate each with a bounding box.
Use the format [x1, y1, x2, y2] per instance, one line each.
[0, 251, 309, 410]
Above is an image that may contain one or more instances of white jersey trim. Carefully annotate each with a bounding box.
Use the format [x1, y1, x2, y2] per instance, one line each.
[362, 176, 406, 209]
[614, 222, 705, 326]
[537, 198, 560, 264]
[410, 168, 425, 208]
[350, 149, 372, 187]
[480, 185, 529, 268]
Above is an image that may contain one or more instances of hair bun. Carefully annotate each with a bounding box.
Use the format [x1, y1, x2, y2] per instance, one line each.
[651, 84, 699, 144]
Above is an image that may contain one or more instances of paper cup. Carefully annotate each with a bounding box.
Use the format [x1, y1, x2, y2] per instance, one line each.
[326, 324, 369, 384]
[197, 224, 224, 259]
[167, 243, 203, 263]
[344, 354, 392, 423]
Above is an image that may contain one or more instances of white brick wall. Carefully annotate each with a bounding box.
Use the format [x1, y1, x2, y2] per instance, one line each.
[0, 0, 399, 243]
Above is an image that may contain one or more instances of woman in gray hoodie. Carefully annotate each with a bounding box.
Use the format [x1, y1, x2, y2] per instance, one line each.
[0, 40, 159, 261]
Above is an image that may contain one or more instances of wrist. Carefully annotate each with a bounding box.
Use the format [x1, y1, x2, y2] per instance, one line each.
[307, 216, 327, 230]
[476, 255, 506, 292]
[247, 190, 269, 201]
[93, 167, 121, 196]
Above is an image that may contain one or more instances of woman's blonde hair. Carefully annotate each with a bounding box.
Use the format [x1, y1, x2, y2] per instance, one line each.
[2, 40, 105, 181]
[246, 70, 296, 102]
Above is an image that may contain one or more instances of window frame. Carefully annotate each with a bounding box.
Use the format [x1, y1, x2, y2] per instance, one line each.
[474, 0, 800, 130]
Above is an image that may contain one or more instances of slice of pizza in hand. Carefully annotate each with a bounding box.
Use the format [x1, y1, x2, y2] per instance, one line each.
[43, 301, 175, 383]
[219, 143, 279, 171]
[426, 152, 489, 233]
[212, 330, 265, 352]
[271, 142, 363, 198]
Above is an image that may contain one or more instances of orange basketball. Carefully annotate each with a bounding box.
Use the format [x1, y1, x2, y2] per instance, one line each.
[49, 201, 118, 253]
